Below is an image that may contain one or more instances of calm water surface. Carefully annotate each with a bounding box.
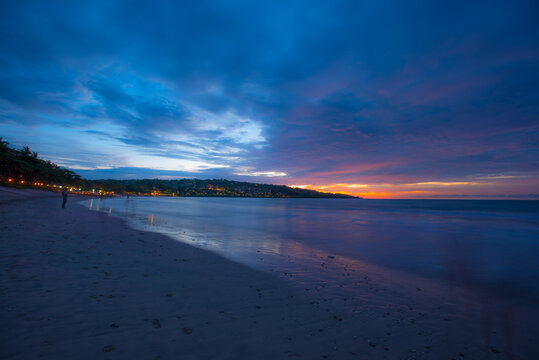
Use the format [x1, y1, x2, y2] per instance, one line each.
[86, 197, 539, 302]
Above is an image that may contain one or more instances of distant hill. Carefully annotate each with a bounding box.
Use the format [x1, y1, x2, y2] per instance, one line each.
[0, 139, 358, 198]
[90, 178, 359, 198]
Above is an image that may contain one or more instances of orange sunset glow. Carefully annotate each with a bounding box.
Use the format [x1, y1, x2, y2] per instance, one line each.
[289, 177, 534, 199]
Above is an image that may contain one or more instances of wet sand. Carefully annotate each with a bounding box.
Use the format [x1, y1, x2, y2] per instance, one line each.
[1, 187, 536, 359]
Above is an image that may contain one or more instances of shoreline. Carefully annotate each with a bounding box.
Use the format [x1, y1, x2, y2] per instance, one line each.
[1, 187, 537, 359]
[1, 188, 367, 359]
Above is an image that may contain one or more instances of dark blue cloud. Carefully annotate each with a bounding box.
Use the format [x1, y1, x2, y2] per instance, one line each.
[0, 0, 538, 195]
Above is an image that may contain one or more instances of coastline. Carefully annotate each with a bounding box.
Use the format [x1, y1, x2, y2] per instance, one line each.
[0, 188, 363, 359]
[1, 187, 537, 359]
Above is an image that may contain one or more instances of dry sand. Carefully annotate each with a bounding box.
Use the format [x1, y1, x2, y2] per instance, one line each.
[1, 187, 536, 359]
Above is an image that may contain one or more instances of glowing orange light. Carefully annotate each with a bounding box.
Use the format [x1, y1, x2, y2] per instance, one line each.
[356, 192, 393, 198]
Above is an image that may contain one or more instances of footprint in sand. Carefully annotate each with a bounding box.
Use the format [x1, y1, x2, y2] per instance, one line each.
[152, 319, 162, 328]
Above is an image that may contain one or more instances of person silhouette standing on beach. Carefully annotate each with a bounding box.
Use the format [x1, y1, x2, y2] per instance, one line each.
[61, 189, 68, 208]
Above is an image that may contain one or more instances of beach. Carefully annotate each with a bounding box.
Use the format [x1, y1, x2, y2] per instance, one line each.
[1, 187, 537, 359]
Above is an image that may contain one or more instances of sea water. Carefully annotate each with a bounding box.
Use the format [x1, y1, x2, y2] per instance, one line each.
[86, 197, 539, 302]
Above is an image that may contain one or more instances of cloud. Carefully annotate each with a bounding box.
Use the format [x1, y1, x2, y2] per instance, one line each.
[0, 0, 538, 196]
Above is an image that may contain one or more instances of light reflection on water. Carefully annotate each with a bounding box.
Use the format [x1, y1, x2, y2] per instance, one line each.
[85, 197, 539, 300]
[84, 197, 539, 356]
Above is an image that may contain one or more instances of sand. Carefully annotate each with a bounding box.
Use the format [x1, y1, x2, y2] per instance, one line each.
[1, 187, 536, 359]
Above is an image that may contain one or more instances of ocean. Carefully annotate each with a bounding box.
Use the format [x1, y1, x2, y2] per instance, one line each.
[85, 197, 539, 303]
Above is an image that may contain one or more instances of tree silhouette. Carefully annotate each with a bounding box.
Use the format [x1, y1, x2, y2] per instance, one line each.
[0, 139, 81, 186]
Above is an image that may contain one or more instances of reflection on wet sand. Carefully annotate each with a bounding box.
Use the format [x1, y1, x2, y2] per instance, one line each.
[84, 197, 539, 358]
[445, 237, 521, 358]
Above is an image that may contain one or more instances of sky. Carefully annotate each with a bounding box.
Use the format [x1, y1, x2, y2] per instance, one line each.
[1, 0, 538, 198]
